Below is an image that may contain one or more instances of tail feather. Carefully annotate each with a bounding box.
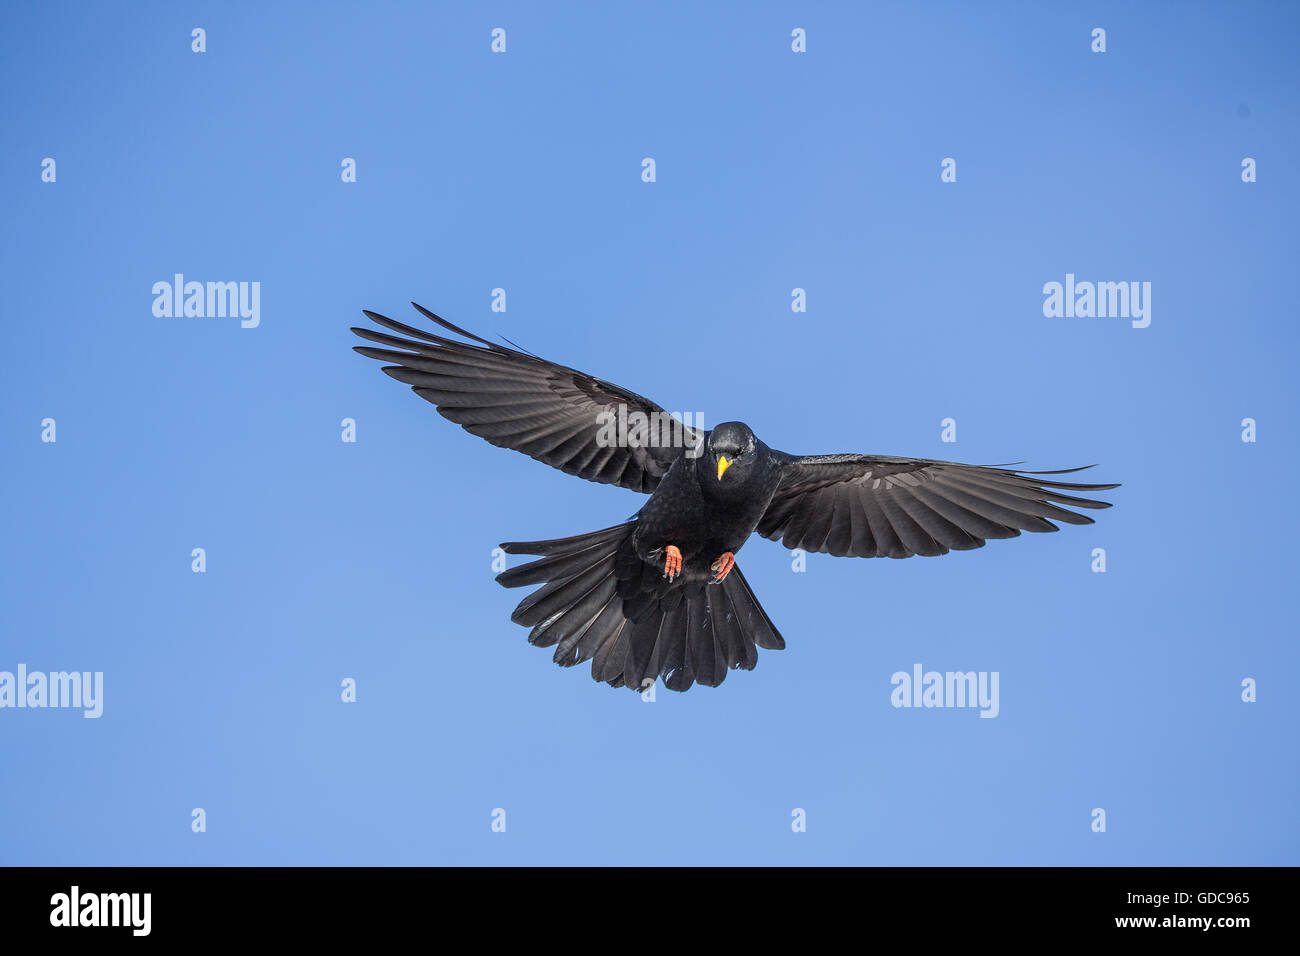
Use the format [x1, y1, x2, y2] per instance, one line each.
[496, 522, 786, 692]
[510, 554, 615, 626]
[725, 566, 786, 651]
[557, 598, 624, 667]
[657, 600, 693, 692]
[592, 614, 631, 685]
[692, 585, 724, 686]
[495, 539, 620, 587]
[526, 568, 618, 648]
[500, 523, 628, 556]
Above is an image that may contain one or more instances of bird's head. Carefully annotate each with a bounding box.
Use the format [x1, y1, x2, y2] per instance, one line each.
[703, 421, 763, 488]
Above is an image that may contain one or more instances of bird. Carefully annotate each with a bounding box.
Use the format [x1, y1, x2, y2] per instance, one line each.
[352, 304, 1118, 694]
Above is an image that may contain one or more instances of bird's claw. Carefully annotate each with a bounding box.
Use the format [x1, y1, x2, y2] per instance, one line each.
[711, 552, 735, 582]
[662, 545, 683, 581]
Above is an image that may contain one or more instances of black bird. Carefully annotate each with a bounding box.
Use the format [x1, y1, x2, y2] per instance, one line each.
[352, 304, 1117, 693]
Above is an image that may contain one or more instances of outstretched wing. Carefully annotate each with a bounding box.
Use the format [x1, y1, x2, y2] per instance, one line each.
[352, 304, 702, 494]
[758, 453, 1118, 558]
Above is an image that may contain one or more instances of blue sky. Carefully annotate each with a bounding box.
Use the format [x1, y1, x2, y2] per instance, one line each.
[1, 1, 1296, 865]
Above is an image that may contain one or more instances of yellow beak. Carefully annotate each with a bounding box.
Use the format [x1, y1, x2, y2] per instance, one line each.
[717, 456, 732, 480]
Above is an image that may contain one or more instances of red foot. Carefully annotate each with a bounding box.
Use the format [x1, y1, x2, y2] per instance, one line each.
[711, 552, 735, 582]
[663, 545, 683, 581]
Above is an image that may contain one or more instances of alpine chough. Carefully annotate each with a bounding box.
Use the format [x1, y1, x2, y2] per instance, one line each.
[353, 304, 1118, 693]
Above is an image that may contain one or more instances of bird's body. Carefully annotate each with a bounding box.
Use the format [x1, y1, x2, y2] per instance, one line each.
[630, 424, 784, 586]
[353, 304, 1119, 693]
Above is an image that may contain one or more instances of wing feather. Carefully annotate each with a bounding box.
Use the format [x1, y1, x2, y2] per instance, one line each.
[760, 453, 1117, 559]
[353, 305, 703, 494]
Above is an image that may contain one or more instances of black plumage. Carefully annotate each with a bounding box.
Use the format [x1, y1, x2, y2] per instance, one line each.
[353, 305, 1118, 693]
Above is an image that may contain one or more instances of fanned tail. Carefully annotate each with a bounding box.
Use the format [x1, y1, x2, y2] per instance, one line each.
[497, 522, 785, 692]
